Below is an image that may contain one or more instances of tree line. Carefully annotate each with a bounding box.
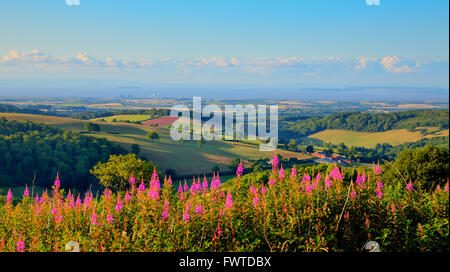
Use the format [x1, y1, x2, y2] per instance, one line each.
[72, 108, 170, 120]
[0, 118, 126, 191]
[282, 109, 449, 137]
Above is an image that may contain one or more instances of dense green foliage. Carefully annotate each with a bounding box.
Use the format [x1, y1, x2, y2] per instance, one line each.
[90, 154, 158, 192]
[84, 122, 100, 133]
[0, 118, 126, 190]
[0, 103, 59, 116]
[147, 132, 160, 140]
[283, 109, 449, 137]
[382, 146, 449, 191]
[330, 136, 449, 163]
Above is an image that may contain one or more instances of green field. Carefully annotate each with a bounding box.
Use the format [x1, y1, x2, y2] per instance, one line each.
[309, 128, 449, 148]
[90, 114, 153, 123]
[0, 113, 311, 176]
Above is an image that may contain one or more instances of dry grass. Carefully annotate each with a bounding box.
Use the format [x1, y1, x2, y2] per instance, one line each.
[308, 128, 449, 148]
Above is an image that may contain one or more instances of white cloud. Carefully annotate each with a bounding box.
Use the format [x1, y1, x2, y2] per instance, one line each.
[0, 50, 445, 83]
[380, 56, 420, 73]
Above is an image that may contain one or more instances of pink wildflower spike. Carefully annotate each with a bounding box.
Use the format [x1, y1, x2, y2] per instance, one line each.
[269, 178, 275, 187]
[315, 171, 321, 181]
[152, 167, 158, 179]
[162, 201, 169, 221]
[406, 179, 413, 192]
[115, 195, 123, 213]
[236, 159, 244, 177]
[356, 171, 367, 188]
[377, 182, 383, 191]
[195, 205, 203, 215]
[6, 189, 12, 204]
[252, 197, 259, 208]
[55, 213, 63, 223]
[129, 174, 136, 187]
[124, 191, 131, 203]
[17, 237, 25, 252]
[183, 211, 191, 223]
[202, 175, 209, 191]
[445, 180, 449, 192]
[377, 190, 383, 199]
[305, 181, 313, 194]
[190, 177, 196, 194]
[91, 212, 99, 226]
[436, 185, 441, 193]
[23, 185, 29, 198]
[167, 176, 173, 186]
[373, 161, 382, 175]
[272, 152, 279, 169]
[139, 177, 146, 192]
[324, 174, 332, 189]
[54, 173, 60, 189]
[225, 191, 233, 210]
[183, 179, 189, 192]
[34, 193, 40, 203]
[216, 172, 221, 187]
[291, 166, 297, 177]
[107, 214, 114, 224]
[279, 164, 285, 180]
[75, 195, 82, 209]
[350, 190, 356, 199]
[260, 184, 266, 195]
[249, 183, 257, 196]
[178, 181, 183, 194]
[302, 173, 311, 183]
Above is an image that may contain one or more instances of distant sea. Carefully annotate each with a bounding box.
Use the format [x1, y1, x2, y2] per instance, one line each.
[0, 78, 448, 102]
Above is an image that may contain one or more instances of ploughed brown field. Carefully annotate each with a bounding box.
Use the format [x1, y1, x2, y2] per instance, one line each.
[141, 116, 179, 127]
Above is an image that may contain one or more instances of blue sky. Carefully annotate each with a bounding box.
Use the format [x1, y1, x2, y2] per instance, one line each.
[0, 0, 448, 93]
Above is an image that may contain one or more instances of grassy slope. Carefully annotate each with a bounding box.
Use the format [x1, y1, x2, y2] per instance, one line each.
[308, 128, 450, 148]
[0, 113, 310, 176]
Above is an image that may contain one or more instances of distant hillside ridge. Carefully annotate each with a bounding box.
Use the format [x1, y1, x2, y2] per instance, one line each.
[284, 109, 449, 137]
